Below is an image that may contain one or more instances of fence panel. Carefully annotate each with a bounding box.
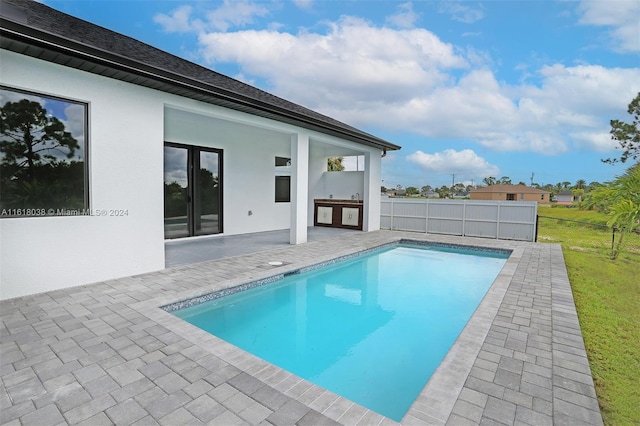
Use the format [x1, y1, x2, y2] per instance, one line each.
[380, 198, 538, 242]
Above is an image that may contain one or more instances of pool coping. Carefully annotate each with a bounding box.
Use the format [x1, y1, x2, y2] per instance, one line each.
[0, 230, 603, 425]
[133, 231, 602, 425]
[158, 239, 514, 421]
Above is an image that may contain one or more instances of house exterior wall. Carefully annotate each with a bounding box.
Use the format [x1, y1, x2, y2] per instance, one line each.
[523, 193, 549, 203]
[556, 194, 574, 204]
[1, 49, 386, 299]
[471, 191, 550, 204]
[470, 192, 501, 201]
[322, 171, 365, 200]
[1, 50, 165, 299]
[163, 106, 292, 235]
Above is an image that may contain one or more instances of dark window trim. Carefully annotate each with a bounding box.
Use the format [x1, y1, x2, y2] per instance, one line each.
[0, 85, 89, 217]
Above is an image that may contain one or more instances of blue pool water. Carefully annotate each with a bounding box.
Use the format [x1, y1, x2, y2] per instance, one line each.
[173, 244, 509, 420]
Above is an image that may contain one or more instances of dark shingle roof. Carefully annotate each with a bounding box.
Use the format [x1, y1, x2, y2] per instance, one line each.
[0, 0, 400, 151]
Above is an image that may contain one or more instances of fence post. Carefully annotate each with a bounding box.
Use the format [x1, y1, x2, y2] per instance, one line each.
[535, 215, 539, 242]
[425, 199, 429, 235]
[390, 198, 395, 230]
[496, 202, 501, 239]
[462, 201, 467, 237]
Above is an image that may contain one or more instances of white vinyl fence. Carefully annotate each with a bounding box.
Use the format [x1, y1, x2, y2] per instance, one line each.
[380, 198, 538, 242]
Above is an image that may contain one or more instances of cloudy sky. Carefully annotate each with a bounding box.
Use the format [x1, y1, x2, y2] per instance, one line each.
[46, 0, 640, 188]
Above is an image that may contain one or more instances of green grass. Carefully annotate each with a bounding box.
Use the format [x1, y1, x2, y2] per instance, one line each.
[537, 206, 640, 425]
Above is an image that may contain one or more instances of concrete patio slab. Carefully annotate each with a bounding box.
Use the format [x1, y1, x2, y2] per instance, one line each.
[1, 230, 602, 425]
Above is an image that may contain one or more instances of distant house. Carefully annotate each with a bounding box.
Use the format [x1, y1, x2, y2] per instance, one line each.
[387, 189, 407, 197]
[555, 191, 580, 205]
[421, 190, 440, 198]
[452, 191, 470, 199]
[470, 184, 550, 204]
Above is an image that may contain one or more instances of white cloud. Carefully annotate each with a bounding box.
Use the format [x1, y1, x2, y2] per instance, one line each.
[386, 2, 419, 29]
[293, 0, 313, 10]
[63, 103, 86, 150]
[205, 0, 269, 32]
[570, 131, 618, 152]
[407, 149, 500, 180]
[171, 9, 639, 157]
[439, 1, 484, 24]
[154, 1, 269, 33]
[577, 0, 640, 52]
[153, 5, 196, 33]
[198, 16, 467, 107]
[323, 65, 639, 155]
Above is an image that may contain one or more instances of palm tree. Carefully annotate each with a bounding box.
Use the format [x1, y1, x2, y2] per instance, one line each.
[327, 157, 344, 171]
[574, 179, 587, 189]
[583, 164, 640, 259]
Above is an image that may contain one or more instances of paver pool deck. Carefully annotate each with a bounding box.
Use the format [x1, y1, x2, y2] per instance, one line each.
[0, 230, 603, 425]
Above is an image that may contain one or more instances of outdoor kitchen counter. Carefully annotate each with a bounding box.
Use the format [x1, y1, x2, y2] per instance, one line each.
[314, 199, 363, 230]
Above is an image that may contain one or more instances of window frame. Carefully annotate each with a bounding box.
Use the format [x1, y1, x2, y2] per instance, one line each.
[0, 85, 90, 218]
[274, 156, 291, 203]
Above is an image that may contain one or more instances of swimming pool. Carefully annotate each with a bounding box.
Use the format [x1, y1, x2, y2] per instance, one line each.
[167, 242, 509, 421]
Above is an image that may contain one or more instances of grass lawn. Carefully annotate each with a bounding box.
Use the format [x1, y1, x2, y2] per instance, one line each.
[537, 205, 639, 425]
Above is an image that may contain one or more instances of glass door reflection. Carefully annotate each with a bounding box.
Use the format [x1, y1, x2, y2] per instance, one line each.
[164, 145, 190, 239]
[194, 150, 220, 236]
[164, 143, 222, 239]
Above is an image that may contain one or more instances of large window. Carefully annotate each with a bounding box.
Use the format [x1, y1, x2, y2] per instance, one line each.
[0, 87, 88, 217]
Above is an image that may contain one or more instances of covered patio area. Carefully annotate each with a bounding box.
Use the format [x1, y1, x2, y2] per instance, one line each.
[165, 227, 359, 267]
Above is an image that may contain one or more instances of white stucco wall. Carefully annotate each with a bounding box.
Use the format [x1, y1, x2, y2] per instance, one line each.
[322, 171, 365, 201]
[1, 50, 165, 299]
[163, 106, 292, 235]
[1, 49, 387, 300]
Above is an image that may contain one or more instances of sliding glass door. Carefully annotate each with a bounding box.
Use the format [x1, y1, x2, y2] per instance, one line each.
[164, 143, 222, 239]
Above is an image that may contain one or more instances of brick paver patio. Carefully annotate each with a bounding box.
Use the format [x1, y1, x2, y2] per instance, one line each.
[0, 231, 602, 425]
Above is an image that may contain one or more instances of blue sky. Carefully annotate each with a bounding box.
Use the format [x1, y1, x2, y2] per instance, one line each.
[45, 0, 640, 189]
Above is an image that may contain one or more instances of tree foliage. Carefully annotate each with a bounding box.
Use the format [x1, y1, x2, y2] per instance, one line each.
[482, 176, 496, 186]
[1, 98, 84, 210]
[327, 156, 345, 171]
[603, 92, 640, 164]
[405, 186, 419, 195]
[583, 163, 640, 259]
[0, 99, 79, 179]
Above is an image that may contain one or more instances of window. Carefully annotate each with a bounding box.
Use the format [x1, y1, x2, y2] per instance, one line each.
[506, 193, 516, 201]
[275, 157, 290, 202]
[541, 194, 545, 200]
[327, 155, 365, 172]
[275, 176, 291, 203]
[1, 87, 88, 217]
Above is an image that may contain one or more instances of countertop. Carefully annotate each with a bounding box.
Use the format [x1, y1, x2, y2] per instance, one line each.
[314, 199, 364, 204]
